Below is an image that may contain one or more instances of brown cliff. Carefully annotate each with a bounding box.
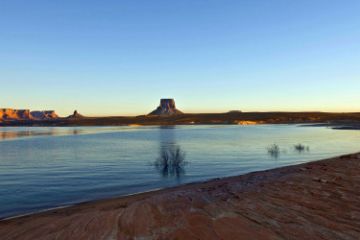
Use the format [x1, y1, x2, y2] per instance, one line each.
[0, 109, 31, 121]
[67, 110, 84, 119]
[30, 111, 59, 120]
[0, 109, 59, 121]
[149, 99, 183, 116]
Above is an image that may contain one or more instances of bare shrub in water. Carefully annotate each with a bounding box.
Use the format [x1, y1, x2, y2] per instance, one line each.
[267, 144, 280, 158]
[294, 144, 310, 153]
[154, 146, 187, 177]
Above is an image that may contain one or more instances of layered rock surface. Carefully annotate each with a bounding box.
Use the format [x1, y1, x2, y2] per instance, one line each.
[149, 99, 183, 116]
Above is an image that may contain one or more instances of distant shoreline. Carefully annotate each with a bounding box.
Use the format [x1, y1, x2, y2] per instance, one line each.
[1, 152, 359, 239]
[1, 111, 360, 128]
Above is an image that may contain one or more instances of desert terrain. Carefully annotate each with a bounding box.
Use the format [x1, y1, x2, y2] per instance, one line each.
[1, 111, 360, 127]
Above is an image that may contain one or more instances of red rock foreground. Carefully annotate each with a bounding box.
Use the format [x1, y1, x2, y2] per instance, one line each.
[1, 153, 360, 240]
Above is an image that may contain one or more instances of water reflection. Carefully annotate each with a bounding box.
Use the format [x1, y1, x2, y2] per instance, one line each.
[154, 126, 187, 178]
[0, 128, 94, 141]
[1, 129, 55, 140]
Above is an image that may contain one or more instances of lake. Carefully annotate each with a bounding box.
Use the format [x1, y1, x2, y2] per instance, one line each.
[0, 125, 359, 219]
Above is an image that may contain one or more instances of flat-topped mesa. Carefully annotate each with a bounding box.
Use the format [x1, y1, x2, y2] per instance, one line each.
[149, 99, 183, 116]
[0, 109, 31, 121]
[30, 111, 59, 120]
[0, 109, 60, 121]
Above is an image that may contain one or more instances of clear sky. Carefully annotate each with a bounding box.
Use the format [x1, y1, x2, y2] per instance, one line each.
[1, 0, 359, 116]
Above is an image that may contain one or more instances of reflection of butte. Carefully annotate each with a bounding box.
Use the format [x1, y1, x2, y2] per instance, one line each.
[159, 126, 176, 150]
[159, 126, 177, 166]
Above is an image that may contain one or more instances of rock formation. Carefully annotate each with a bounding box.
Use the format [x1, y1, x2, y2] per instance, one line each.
[149, 99, 183, 116]
[67, 110, 84, 119]
[0, 109, 59, 121]
[30, 111, 59, 120]
[0, 109, 31, 121]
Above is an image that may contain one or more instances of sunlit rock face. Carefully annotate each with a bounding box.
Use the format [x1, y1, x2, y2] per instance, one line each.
[0, 109, 31, 121]
[149, 99, 183, 116]
[0, 109, 59, 121]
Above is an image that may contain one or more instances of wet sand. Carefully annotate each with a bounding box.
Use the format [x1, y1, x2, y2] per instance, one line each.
[1, 153, 360, 240]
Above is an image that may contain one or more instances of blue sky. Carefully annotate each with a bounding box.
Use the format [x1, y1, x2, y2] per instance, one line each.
[1, 0, 359, 116]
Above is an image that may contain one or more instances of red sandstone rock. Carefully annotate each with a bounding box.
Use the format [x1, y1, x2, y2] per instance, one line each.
[0, 109, 31, 120]
[149, 99, 183, 115]
[0, 109, 59, 121]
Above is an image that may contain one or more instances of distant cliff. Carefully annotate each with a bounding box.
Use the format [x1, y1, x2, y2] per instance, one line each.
[30, 111, 59, 120]
[67, 110, 84, 119]
[149, 99, 183, 116]
[0, 109, 59, 122]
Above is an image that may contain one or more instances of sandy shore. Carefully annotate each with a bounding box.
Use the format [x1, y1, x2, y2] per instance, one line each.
[1, 153, 360, 240]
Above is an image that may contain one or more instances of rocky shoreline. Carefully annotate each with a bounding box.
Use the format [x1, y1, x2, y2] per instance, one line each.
[1, 153, 360, 239]
[1, 112, 360, 127]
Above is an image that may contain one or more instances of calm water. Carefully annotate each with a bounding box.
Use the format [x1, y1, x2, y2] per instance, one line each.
[0, 125, 359, 219]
